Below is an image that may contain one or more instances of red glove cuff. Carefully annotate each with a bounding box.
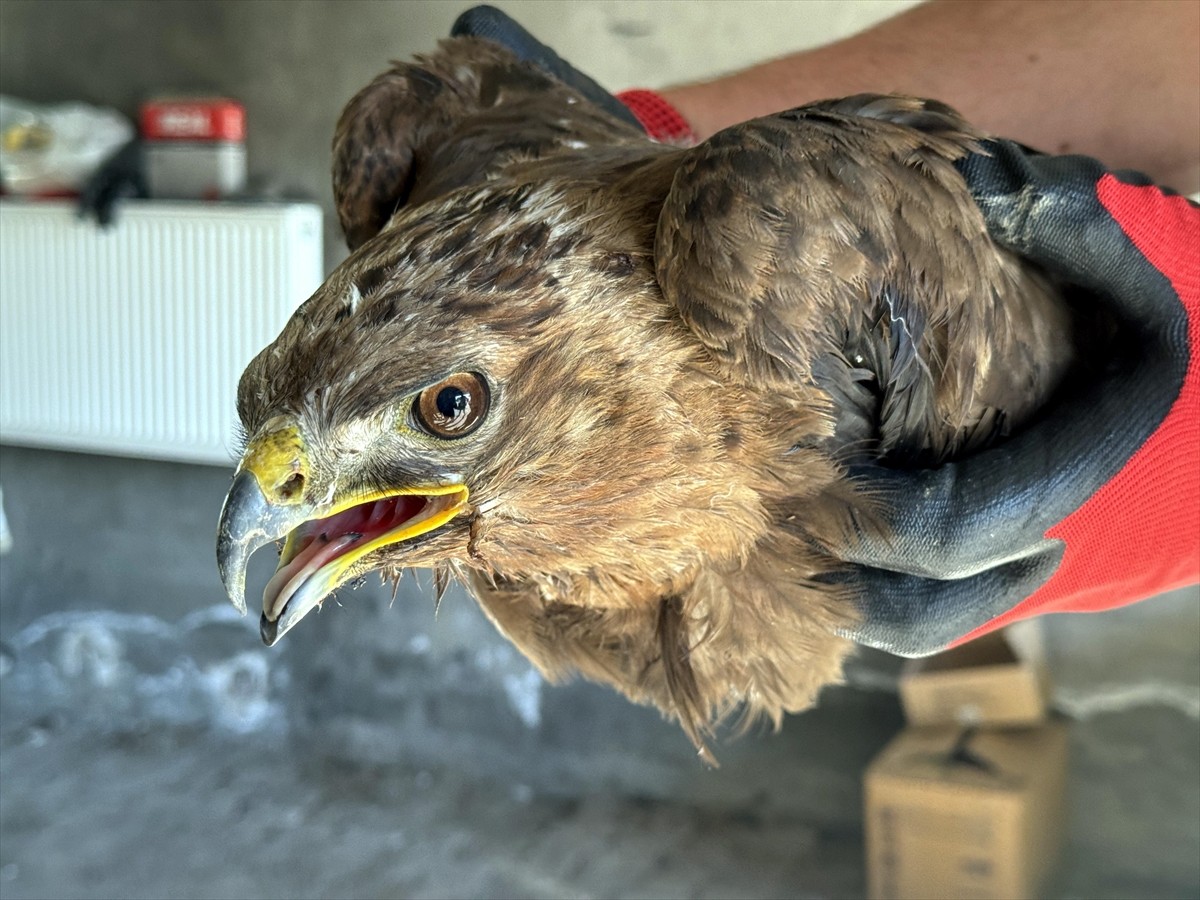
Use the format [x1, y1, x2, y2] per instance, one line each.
[614, 89, 697, 146]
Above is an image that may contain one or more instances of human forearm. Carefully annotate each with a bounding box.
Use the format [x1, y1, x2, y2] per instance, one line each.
[658, 0, 1200, 192]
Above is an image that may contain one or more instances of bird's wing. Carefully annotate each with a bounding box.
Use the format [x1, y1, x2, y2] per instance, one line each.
[655, 96, 1065, 464]
[332, 36, 644, 250]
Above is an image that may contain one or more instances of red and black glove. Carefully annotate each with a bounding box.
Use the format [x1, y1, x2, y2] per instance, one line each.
[839, 144, 1199, 655]
[454, 5, 1200, 655]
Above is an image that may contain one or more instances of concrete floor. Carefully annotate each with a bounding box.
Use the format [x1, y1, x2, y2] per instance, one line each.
[1, 672, 1196, 900]
[0, 450, 1196, 900]
[1, 729, 873, 900]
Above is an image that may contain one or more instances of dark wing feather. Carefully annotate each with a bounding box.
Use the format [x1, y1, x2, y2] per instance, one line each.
[655, 95, 1070, 464]
[332, 36, 643, 250]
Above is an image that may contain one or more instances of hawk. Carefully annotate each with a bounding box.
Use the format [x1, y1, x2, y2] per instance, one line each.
[217, 36, 1072, 757]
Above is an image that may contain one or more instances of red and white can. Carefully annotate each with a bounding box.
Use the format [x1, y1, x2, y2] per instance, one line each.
[140, 97, 246, 199]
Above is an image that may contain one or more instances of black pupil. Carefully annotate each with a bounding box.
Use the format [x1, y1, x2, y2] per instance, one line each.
[436, 386, 468, 419]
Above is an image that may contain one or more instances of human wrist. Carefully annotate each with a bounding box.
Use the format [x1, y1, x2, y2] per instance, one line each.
[653, 80, 766, 142]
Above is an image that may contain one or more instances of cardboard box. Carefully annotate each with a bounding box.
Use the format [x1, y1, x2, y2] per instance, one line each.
[899, 629, 1048, 727]
[864, 723, 1068, 900]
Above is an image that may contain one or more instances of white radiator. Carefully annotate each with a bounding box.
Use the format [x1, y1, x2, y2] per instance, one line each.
[0, 200, 323, 465]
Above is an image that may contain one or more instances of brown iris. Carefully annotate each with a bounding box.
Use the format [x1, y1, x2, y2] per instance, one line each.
[413, 372, 490, 438]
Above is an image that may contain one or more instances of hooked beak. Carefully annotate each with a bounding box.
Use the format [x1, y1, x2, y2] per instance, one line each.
[216, 419, 469, 646]
[216, 468, 306, 616]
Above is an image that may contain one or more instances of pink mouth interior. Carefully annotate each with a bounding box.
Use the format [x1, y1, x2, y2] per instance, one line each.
[264, 494, 430, 612]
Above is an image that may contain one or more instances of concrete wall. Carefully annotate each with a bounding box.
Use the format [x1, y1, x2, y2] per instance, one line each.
[1, 1, 1197, 897]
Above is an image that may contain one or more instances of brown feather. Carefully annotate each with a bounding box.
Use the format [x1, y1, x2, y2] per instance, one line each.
[235, 38, 1075, 756]
[332, 37, 647, 249]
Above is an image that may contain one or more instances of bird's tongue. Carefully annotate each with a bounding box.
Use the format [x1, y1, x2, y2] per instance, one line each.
[264, 495, 428, 615]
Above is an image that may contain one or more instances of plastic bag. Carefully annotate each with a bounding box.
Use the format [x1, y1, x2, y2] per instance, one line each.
[0, 96, 133, 195]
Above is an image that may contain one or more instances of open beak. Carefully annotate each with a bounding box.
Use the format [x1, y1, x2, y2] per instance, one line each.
[216, 419, 468, 646]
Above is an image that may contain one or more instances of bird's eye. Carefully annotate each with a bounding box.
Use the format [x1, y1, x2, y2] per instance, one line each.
[412, 372, 490, 438]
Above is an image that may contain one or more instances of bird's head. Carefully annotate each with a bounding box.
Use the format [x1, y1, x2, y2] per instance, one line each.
[218, 180, 774, 646]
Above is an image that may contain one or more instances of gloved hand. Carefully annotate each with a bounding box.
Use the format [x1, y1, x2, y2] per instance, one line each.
[452, 5, 644, 131]
[452, 4, 695, 144]
[840, 144, 1199, 655]
[453, 5, 1200, 655]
